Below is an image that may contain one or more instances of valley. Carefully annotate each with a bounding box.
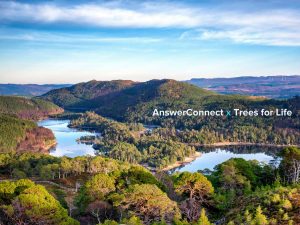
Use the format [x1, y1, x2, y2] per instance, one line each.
[0, 78, 299, 225]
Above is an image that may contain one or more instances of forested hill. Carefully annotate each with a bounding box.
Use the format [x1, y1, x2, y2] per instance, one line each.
[0, 96, 63, 120]
[39, 78, 294, 123]
[40, 79, 136, 108]
[0, 83, 71, 96]
[0, 114, 56, 153]
[40, 79, 299, 145]
[39, 79, 218, 118]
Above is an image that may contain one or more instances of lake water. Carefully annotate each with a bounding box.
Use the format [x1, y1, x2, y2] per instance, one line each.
[38, 119, 98, 157]
[39, 119, 280, 171]
[172, 146, 280, 173]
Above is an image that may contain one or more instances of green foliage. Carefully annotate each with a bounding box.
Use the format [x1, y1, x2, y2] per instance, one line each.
[279, 147, 300, 184]
[252, 206, 268, 225]
[110, 142, 142, 163]
[117, 184, 181, 224]
[0, 114, 36, 152]
[102, 220, 119, 225]
[0, 179, 78, 225]
[41, 79, 299, 145]
[1, 146, 300, 224]
[70, 112, 196, 168]
[210, 158, 274, 193]
[196, 208, 212, 225]
[85, 173, 116, 200]
[139, 139, 196, 168]
[0, 96, 62, 120]
[70, 111, 135, 144]
[116, 165, 166, 191]
[121, 216, 143, 225]
[173, 172, 214, 202]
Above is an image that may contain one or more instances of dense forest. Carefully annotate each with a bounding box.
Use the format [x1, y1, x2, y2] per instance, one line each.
[0, 114, 55, 153]
[0, 96, 60, 153]
[39, 80, 300, 145]
[0, 96, 63, 120]
[68, 111, 298, 169]
[0, 147, 299, 225]
[69, 112, 195, 169]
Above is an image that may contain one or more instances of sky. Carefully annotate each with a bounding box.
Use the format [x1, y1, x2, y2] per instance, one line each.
[0, 0, 300, 84]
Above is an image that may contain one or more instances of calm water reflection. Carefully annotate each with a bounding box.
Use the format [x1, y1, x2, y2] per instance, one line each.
[38, 119, 98, 158]
[173, 146, 281, 173]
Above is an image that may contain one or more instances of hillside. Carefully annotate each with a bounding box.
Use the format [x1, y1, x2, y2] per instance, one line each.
[0, 114, 55, 153]
[0, 96, 63, 120]
[40, 79, 300, 145]
[40, 79, 136, 109]
[186, 75, 300, 99]
[0, 83, 71, 96]
[40, 79, 218, 119]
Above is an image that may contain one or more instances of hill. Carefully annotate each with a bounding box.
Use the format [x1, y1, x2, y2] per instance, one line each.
[186, 75, 300, 99]
[40, 79, 218, 119]
[40, 79, 136, 109]
[0, 83, 71, 96]
[40, 79, 299, 145]
[0, 96, 63, 120]
[0, 114, 56, 153]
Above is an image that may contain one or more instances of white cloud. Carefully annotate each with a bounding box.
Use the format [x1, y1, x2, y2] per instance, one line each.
[0, 30, 162, 43]
[200, 28, 300, 47]
[0, 1, 199, 28]
[180, 27, 300, 47]
[0, 1, 300, 46]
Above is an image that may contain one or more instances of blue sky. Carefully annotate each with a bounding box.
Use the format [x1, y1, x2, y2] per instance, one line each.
[0, 0, 299, 84]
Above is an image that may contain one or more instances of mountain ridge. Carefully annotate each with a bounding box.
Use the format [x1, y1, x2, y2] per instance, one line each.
[0, 83, 71, 96]
[186, 75, 300, 99]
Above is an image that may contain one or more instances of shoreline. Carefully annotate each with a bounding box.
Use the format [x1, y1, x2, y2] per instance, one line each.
[161, 151, 202, 171]
[159, 142, 299, 172]
[190, 142, 299, 147]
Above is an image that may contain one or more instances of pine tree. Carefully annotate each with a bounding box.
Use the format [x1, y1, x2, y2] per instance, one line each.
[252, 206, 268, 225]
[197, 208, 212, 225]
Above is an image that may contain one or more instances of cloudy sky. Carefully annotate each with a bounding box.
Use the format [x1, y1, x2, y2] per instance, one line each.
[0, 0, 299, 83]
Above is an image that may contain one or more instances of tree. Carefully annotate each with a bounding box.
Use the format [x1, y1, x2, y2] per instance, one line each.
[61, 157, 73, 178]
[121, 216, 143, 225]
[109, 142, 142, 164]
[72, 156, 87, 175]
[117, 165, 165, 190]
[86, 200, 113, 224]
[197, 208, 212, 225]
[117, 184, 180, 225]
[279, 147, 300, 184]
[173, 172, 214, 221]
[101, 219, 118, 225]
[85, 173, 116, 200]
[0, 179, 79, 225]
[252, 206, 268, 225]
[218, 160, 251, 193]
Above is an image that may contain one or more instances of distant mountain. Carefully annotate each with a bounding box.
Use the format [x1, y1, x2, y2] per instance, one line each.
[0, 84, 71, 96]
[0, 96, 63, 120]
[186, 75, 300, 99]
